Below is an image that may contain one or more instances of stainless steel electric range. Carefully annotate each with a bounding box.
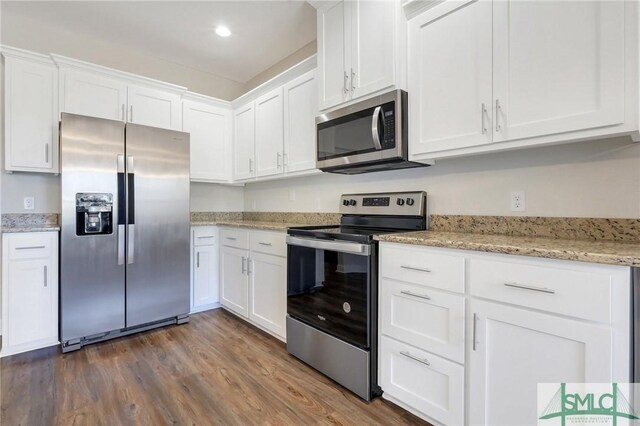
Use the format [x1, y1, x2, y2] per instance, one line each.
[286, 191, 427, 401]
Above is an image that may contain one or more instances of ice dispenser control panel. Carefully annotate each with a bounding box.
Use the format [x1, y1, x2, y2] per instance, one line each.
[76, 193, 113, 236]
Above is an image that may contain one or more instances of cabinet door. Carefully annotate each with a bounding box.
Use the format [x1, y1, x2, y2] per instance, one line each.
[61, 69, 127, 121]
[492, 0, 624, 142]
[317, 0, 348, 110]
[127, 85, 182, 130]
[254, 87, 284, 178]
[468, 299, 613, 426]
[284, 70, 318, 174]
[350, 0, 395, 99]
[232, 103, 256, 181]
[4, 56, 57, 172]
[183, 100, 231, 182]
[408, 0, 493, 156]
[220, 246, 249, 318]
[249, 252, 286, 339]
[192, 245, 219, 312]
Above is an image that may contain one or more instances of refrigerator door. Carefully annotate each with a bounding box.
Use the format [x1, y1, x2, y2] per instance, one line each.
[60, 113, 126, 342]
[124, 123, 190, 327]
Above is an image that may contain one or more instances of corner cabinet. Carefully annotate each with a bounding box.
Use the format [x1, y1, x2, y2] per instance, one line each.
[409, 0, 638, 160]
[1, 232, 59, 357]
[183, 94, 232, 183]
[232, 102, 256, 181]
[3, 48, 59, 173]
[316, 0, 403, 111]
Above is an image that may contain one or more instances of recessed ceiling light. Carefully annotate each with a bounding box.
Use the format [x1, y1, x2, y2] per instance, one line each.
[215, 26, 231, 37]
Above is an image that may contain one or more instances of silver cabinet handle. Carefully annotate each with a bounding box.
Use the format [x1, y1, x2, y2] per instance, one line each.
[44, 265, 48, 287]
[495, 99, 502, 132]
[400, 265, 431, 273]
[127, 224, 135, 264]
[197, 252, 200, 268]
[117, 224, 125, 265]
[241, 256, 246, 274]
[226, 237, 237, 241]
[249, 158, 254, 173]
[45, 143, 50, 164]
[15, 245, 45, 251]
[481, 103, 487, 134]
[277, 152, 282, 168]
[473, 313, 478, 351]
[371, 106, 383, 150]
[504, 282, 555, 294]
[400, 290, 431, 300]
[400, 351, 430, 366]
[258, 242, 272, 246]
[121, 104, 125, 121]
[350, 68, 356, 92]
[343, 71, 349, 94]
[129, 105, 133, 122]
[283, 153, 288, 167]
[197, 236, 214, 240]
[247, 258, 252, 275]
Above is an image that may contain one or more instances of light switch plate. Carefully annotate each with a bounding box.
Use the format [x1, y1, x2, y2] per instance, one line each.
[23, 196, 35, 210]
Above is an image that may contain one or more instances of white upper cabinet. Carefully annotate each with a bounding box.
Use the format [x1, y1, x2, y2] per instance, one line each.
[233, 102, 256, 181]
[409, 0, 493, 154]
[127, 85, 182, 130]
[60, 69, 127, 121]
[255, 87, 284, 178]
[182, 95, 232, 182]
[492, 0, 625, 142]
[408, 0, 636, 160]
[284, 70, 318, 174]
[317, 0, 402, 111]
[3, 49, 58, 173]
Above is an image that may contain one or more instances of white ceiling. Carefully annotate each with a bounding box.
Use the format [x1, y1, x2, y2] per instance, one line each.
[1, 1, 317, 84]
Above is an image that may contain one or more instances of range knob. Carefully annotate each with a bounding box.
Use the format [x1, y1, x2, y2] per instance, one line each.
[342, 199, 350, 206]
[349, 199, 357, 206]
[406, 198, 415, 206]
[396, 198, 405, 206]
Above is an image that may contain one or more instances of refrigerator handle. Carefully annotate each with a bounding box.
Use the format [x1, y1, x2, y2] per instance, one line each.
[117, 155, 126, 265]
[127, 156, 135, 264]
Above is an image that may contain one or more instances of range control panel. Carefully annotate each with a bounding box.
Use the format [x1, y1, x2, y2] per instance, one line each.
[339, 191, 427, 217]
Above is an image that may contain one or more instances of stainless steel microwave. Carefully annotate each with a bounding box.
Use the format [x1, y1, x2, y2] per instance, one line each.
[315, 90, 427, 174]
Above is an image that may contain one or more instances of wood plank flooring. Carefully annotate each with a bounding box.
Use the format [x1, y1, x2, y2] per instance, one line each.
[1, 309, 428, 425]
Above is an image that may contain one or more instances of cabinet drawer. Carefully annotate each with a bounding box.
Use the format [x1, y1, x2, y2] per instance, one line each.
[193, 227, 217, 246]
[380, 244, 465, 293]
[380, 336, 464, 426]
[381, 279, 465, 363]
[6, 233, 53, 260]
[468, 257, 612, 323]
[220, 228, 249, 249]
[250, 231, 286, 257]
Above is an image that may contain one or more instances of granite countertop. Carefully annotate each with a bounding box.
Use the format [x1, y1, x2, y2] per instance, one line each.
[1, 214, 61, 233]
[375, 231, 640, 267]
[191, 220, 292, 231]
[1, 224, 61, 233]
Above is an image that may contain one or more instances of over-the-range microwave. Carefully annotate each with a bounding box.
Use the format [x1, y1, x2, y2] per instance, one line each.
[315, 89, 427, 174]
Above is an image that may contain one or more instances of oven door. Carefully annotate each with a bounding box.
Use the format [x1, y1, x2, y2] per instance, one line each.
[316, 90, 405, 170]
[286, 236, 375, 349]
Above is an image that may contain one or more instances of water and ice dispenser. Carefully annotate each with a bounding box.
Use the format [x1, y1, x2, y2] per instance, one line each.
[75, 193, 113, 236]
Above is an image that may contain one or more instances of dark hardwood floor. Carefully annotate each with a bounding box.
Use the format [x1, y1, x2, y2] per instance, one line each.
[1, 309, 428, 425]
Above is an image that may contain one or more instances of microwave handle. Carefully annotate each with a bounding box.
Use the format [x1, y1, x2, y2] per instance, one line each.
[371, 106, 383, 150]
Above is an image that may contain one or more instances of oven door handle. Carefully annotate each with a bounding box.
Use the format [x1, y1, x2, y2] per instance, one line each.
[286, 236, 371, 256]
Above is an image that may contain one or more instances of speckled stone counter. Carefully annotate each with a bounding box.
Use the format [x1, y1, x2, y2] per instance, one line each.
[375, 231, 640, 267]
[190, 211, 341, 231]
[1, 214, 60, 233]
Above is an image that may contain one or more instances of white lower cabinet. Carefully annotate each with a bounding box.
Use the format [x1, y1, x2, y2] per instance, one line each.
[467, 299, 614, 426]
[191, 227, 220, 313]
[378, 242, 631, 426]
[219, 228, 287, 341]
[2, 232, 59, 357]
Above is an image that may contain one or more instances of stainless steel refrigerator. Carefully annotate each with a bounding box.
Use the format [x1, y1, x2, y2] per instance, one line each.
[60, 113, 190, 352]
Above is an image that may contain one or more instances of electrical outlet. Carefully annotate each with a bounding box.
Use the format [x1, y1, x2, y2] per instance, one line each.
[23, 197, 35, 210]
[510, 191, 525, 212]
[288, 190, 296, 201]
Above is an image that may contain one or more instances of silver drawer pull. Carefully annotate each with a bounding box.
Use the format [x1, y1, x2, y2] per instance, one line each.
[197, 236, 214, 239]
[44, 265, 48, 287]
[400, 265, 432, 273]
[400, 290, 431, 301]
[400, 351, 430, 366]
[15, 245, 46, 251]
[226, 237, 237, 241]
[258, 242, 272, 246]
[504, 282, 555, 294]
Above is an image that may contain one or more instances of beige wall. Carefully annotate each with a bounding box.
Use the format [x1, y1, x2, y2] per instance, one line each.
[244, 137, 640, 218]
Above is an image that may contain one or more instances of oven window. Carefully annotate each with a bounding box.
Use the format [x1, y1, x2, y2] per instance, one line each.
[287, 244, 370, 349]
[317, 101, 394, 161]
